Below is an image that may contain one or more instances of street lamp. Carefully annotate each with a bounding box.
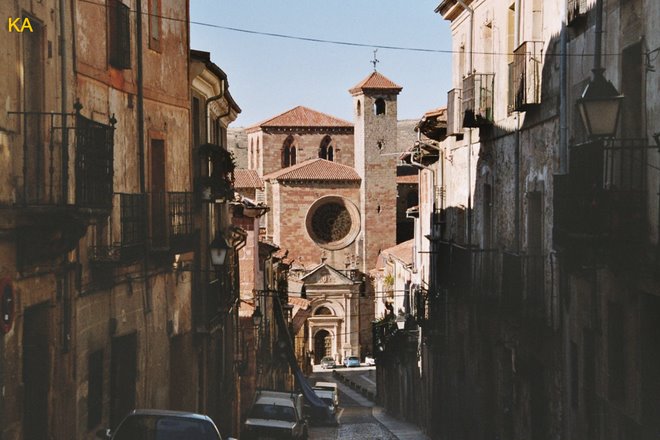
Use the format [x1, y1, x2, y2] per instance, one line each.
[395, 311, 406, 331]
[209, 235, 230, 266]
[577, 0, 623, 138]
[577, 68, 623, 138]
[252, 306, 263, 328]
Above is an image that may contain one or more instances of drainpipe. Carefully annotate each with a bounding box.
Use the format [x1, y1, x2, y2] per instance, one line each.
[559, 1, 568, 174]
[60, 0, 69, 202]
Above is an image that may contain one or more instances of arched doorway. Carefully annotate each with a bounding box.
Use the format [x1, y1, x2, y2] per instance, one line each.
[313, 329, 332, 364]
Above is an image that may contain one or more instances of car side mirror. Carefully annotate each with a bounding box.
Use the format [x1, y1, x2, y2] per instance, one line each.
[95, 428, 111, 439]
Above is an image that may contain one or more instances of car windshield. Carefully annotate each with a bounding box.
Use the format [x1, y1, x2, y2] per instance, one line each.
[322, 357, 334, 362]
[248, 404, 296, 423]
[112, 415, 220, 440]
[349, 357, 359, 361]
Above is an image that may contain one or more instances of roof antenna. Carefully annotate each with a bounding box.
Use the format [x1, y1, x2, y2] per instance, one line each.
[371, 49, 379, 72]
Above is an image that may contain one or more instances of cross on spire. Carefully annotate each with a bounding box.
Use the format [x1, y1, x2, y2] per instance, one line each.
[371, 49, 379, 72]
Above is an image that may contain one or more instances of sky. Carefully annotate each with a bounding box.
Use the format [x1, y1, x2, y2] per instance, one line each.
[190, 1, 453, 127]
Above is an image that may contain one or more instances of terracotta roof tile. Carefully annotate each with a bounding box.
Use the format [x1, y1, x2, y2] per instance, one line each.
[246, 106, 353, 132]
[234, 169, 264, 189]
[263, 159, 361, 182]
[349, 71, 403, 95]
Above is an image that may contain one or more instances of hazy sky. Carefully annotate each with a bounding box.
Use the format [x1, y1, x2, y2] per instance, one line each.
[190, 1, 452, 127]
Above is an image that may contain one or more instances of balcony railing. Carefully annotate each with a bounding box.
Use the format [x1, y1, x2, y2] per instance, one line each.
[89, 193, 147, 264]
[555, 138, 652, 249]
[8, 109, 115, 210]
[147, 191, 196, 252]
[447, 88, 463, 135]
[510, 41, 544, 111]
[462, 73, 495, 127]
[168, 191, 195, 251]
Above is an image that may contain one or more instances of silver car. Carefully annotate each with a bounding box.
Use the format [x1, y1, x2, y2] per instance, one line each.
[96, 409, 236, 440]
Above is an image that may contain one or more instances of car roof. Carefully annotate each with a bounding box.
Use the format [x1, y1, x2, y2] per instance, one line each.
[128, 409, 213, 421]
[348, 356, 359, 359]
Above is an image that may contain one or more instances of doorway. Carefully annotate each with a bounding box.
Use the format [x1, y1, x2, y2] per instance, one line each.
[23, 303, 50, 439]
[110, 332, 137, 428]
[313, 329, 332, 364]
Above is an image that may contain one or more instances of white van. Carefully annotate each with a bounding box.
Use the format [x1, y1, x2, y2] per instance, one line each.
[314, 381, 339, 407]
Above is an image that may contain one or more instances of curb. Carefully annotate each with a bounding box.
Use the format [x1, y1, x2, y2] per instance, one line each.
[332, 370, 376, 402]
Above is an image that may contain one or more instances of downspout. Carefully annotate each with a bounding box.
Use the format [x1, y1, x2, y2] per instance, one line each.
[559, 1, 570, 439]
[60, 0, 69, 202]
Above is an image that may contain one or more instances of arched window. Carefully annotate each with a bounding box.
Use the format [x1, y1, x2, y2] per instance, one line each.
[282, 135, 294, 167]
[327, 146, 334, 162]
[374, 98, 386, 115]
[356, 100, 362, 116]
[250, 139, 254, 169]
[315, 306, 333, 316]
[319, 135, 332, 160]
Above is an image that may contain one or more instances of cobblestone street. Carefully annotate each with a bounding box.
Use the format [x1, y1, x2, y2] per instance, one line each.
[307, 369, 427, 440]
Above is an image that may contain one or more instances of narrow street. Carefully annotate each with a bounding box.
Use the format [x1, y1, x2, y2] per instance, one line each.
[307, 368, 424, 440]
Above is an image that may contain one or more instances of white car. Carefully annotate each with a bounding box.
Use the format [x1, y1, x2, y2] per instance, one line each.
[365, 355, 376, 366]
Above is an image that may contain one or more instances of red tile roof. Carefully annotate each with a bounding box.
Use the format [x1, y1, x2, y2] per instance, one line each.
[246, 106, 353, 133]
[263, 159, 361, 182]
[396, 174, 419, 184]
[349, 71, 403, 95]
[234, 169, 264, 189]
[381, 239, 414, 266]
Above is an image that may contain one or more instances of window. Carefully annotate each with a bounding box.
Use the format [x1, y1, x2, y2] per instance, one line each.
[249, 139, 254, 169]
[356, 100, 361, 116]
[327, 146, 334, 162]
[374, 98, 386, 115]
[108, 0, 131, 69]
[282, 135, 296, 167]
[319, 136, 333, 160]
[87, 350, 103, 429]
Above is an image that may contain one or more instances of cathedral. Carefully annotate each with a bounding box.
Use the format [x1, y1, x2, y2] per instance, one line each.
[241, 71, 405, 363]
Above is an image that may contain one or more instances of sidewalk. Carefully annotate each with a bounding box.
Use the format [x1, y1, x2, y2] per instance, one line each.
[333, 368, 431, 440]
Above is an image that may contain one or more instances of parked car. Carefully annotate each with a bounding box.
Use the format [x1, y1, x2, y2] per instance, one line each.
[244, 390, 309, 439]
[320, 356, 336, 369]
[343, 355, 360, 368]
[95, 409, 235, 440]
[365, 355, 376, 366]
[314, 381, 339, 407]
[312, 387, 337, 415]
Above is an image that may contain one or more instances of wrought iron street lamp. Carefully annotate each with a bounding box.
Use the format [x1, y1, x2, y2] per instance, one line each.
[252, 305, 263, 328]
[209, 235, 230, 266]
[395, 311, 406, 331]
[577, 0, 623, 138]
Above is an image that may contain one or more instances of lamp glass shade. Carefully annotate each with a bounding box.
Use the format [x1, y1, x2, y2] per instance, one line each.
[577, 71, 623, 138]
[209, 236, 230, 266]
[395, 314, 406, 330]
[252, 306, 263, 327]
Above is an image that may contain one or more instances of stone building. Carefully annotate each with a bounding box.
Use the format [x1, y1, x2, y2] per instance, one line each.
[0, 3, 242, 439]
[375, 1, 660, 439]
[238, 71, 405, 364]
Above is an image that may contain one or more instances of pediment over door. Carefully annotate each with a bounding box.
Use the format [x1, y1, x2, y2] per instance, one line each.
[301, 263, 357, 286]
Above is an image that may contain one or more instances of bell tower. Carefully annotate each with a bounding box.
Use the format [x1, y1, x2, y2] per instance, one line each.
[350, 71, 402, 271]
